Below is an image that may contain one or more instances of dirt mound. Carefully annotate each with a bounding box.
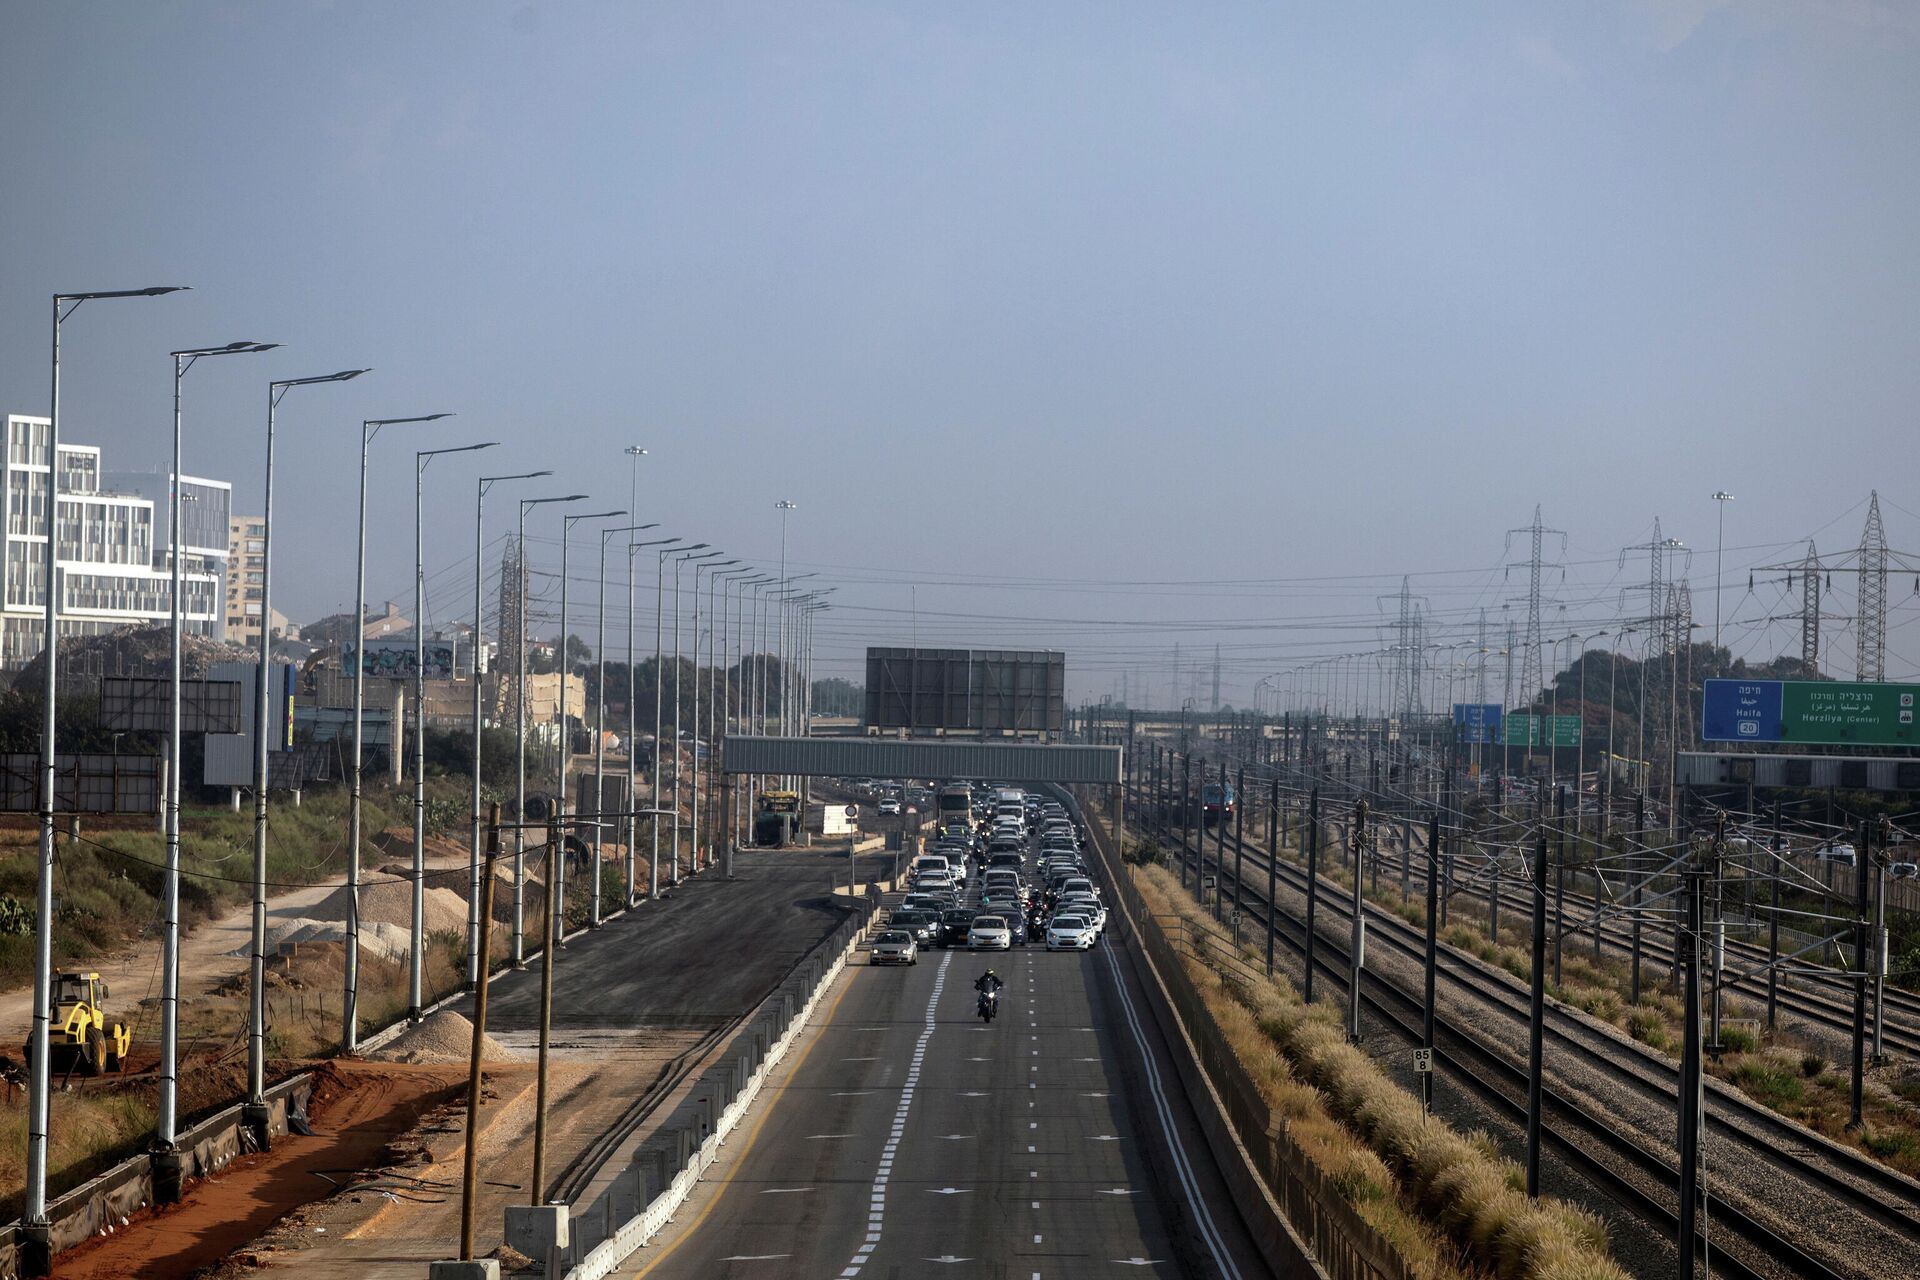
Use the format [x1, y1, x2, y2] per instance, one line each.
[313, 878, 469, 937]
[372, 1010, 521, 1065]
[233, 917, 411, 965]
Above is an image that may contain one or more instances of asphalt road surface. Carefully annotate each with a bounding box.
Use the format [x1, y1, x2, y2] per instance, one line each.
[475, 848, 885, 1036]
[621, 919, 1272, 1278]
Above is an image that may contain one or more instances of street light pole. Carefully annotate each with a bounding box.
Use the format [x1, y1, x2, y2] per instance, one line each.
[594, 524, 657, 924]
[512, 494, 586, 966]
[408, 441, 494, 1023]
[707, 567, 753, 867]
[689, 556, 737, 874]
[348, 413, 454, 1039]
[25, 287, 187, 1258]
[553, 508, 626, 937]
[247, 368, 367, 1148]
[153, 339, 274, 1204]
[653, 543, 704, 896]
[670, 549, 721, 884]
[469, 470, 549, 987]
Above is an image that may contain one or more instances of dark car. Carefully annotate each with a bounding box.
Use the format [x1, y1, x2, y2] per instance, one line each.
[939, 908, 979, 948]
[1002, 912, 1030, 945]
[890, 908, 941, 947]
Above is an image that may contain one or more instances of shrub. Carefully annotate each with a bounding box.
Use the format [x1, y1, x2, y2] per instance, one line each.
[1718, 1026, 1758, 1055]
[1799, 1051, 1827, 1078]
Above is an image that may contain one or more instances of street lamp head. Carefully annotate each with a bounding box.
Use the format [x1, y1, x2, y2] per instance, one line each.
[483, 469, 550, 483]
[420, 441, 496, 461]
[371, 412, 454, 427]
[1712, 491, 1735, 502]
[568, 509, 629, 524]
[625, 446, 648, 457]
[775, 500, 797, 511]
[172, 340, 279, 358]
[683, 542, 710, 552]
[61, 286, 191, 302]
[275, 368, 369, 389]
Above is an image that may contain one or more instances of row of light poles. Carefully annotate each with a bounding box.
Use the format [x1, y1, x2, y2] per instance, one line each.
[24, 288, 828, 1271]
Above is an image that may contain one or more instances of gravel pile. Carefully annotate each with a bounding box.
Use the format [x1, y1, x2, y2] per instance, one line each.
[315, 879, 470, 936]
[232, 917, 411, 964]
[374, 1010, 521, 1065]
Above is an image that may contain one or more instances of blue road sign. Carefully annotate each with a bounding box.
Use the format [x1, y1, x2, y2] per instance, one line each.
[1701, 679, 1783, 743]
[1453, 703, 1503, 744]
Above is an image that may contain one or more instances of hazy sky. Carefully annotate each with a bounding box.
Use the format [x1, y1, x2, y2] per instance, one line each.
[3, 2, 1916, 704]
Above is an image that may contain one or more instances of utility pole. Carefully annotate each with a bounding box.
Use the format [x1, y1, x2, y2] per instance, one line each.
[1305, 788, 1320, 1003]
[1526, 827, 1548, 1198]
[1505, 505, 1566, 720]
[1347, 799, 1367, 1042]
[1422, 811, 1439, 1115]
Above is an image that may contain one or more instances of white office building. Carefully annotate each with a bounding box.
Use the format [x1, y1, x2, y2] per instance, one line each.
[2, 414, 226, 668]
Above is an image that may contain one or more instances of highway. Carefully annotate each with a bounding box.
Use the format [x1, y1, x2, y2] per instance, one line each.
[621, 900, 1271, 1278]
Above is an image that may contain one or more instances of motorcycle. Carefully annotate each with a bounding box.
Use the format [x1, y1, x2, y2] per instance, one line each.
[976, 988, 999, 1023]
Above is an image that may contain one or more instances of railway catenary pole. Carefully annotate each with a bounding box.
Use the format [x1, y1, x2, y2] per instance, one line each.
[459, 805, 502, 1261]
[1180, 754, 1193, 889]
[1232, 765, 1245, 926]
[1525, 826, 1549, 1198]
[1677, 867, 1705, 1270]
[1767, 799, 1783, 1032]
[1631, 791, 1646, 1004]
[1305, 787, 1321, 1003]
[1851, 817, 1870, 1128]
[1710, 811, 1726, 1047]
[473, 470, 550, 984]
[1553, 785, 1566, 986]
[1873, 815, 1889, 1063]
[1348, 799, 1367, 1042]
[1266, 775, 1279, 976]
[1423, 811, 1440, 1115]
[1213, 761, 1228, 919]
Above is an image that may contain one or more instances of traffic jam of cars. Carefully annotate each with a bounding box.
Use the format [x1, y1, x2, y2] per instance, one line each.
[866, 783, 1106, 968]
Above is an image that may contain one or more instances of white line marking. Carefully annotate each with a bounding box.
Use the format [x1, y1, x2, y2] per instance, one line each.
[1101, 941, 1243, 1280]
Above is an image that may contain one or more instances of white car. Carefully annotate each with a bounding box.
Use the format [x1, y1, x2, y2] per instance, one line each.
[1046, 914, 1096, 951]
[1056, 895, 1106, 934]
[878, 797, 902, 816]
[967, 914, 1013, 951]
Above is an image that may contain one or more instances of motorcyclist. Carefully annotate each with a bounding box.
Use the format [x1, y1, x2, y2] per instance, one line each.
[974, 969, 1004, 998]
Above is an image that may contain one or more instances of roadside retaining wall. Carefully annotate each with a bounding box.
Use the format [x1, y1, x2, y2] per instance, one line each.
[556, 896, 878, 1280]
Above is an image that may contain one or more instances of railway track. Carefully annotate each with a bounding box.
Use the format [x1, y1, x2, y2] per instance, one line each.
[1125, 799, 1920, 1280]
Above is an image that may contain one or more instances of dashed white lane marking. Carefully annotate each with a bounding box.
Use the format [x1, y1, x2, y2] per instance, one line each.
[831, 1090, 874, 1097]
[838, 949, 951, 1279]
[719, 1254, 792, 1261]
[760, 1187, 812, 1194]
[807, 1133, 852, 1139]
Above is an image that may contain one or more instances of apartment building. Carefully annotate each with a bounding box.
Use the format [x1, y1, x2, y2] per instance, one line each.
[1, 414, 225, 668]
[224, 514, 287, 647]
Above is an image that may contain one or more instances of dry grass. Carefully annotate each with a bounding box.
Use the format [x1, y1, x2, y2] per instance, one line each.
[1136, 862, 1630, 1280]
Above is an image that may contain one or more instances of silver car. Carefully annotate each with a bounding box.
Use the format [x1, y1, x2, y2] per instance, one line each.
[871, 930, 918, 966]
[968, 914, 1013, 951]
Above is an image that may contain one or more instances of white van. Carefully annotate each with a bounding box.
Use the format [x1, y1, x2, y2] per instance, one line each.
[912, 854, 952, 884]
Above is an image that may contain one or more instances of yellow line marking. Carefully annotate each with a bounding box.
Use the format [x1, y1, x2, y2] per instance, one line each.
[624, 962, 862, 1278]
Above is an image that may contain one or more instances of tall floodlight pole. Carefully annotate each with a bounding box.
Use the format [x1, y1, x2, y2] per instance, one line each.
[469, 470, 549, 987]
[552, 508, 626, 937]
[733, 576, 772, 834]
[1712, 491, 1734, 653]
[594, 524, 657, 924]
[512, 494, 587, 965]
[669, 549, 722, 883]
[25, 287, 187, 1260]
[689, 557, 737, 873]
[348, 413, 454, 1038]
[153, 339, 275, 1205]
[407, 441, 494, 1022]
[246, 369, 367, 1148]
[652, 542, 704, 895]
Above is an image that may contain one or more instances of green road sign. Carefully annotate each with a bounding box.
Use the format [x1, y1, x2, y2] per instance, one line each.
[1779, 681, 1919, 746]
[1502, 714, 1582, 747]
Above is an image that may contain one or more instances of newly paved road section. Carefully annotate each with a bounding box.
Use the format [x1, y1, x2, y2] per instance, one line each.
[624, 926, 1270, 1278]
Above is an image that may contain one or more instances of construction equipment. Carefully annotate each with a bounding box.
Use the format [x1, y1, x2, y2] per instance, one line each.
[31, 972, 129, 1077]
[753, 790, 803, 848]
